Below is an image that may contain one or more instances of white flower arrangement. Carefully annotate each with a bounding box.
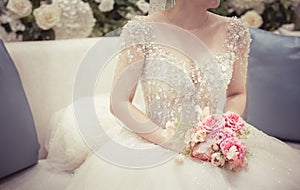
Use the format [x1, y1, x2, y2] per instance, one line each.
[0, 0, 148, 41]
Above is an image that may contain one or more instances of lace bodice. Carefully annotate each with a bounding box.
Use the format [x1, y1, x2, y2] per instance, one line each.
[119, 15, 251, 143]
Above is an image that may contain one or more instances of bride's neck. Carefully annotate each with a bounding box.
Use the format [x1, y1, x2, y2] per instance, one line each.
[162, 1, 209, 30]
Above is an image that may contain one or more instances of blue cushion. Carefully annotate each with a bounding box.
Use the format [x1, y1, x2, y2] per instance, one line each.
[0, 39, 40, 178]
[246, 28, 300, 142]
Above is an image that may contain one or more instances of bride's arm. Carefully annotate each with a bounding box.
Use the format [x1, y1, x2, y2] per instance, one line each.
[225, 21, 251, 116]
[225, 63, 247, 115]
[110, 47, 177, 151]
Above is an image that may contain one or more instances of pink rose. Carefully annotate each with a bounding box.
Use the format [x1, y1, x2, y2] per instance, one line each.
[223, 112, 245, 134]
[220, 137, 247, 161]
[216, 128, 235, 143]
[202, 114, 224, 135]
[190, 143, 211, 161]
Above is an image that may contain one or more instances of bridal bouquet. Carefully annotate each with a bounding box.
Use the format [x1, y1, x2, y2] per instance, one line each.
[181, 111, 250, 172]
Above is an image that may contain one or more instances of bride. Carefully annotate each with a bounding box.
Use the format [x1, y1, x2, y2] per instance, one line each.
[60, 0, 300, 189]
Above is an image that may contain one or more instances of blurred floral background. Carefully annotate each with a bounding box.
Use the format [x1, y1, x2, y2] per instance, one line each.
[0, 0, 299, 42]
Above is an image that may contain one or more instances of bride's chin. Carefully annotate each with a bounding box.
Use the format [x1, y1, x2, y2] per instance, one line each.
[193, 0, 220, 9]
[208, 0, 220, 9]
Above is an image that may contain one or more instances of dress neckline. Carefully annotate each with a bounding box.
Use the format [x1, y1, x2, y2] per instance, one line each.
[143, 12, 233, 57]
[136, 12, 217, 57]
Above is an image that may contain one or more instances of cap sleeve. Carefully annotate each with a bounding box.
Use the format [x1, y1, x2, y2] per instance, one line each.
[120, 16, 153, 49]
[226, 17, 252, 85]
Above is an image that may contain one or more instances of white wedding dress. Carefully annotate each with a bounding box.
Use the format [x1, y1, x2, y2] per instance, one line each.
[56, 15, 300, 190]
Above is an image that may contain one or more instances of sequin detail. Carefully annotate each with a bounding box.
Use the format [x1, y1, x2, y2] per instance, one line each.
[149, 0, 167, 15]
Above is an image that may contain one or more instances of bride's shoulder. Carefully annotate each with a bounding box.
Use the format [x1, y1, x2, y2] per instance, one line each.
[225, 16, 249, 33]
[209, 13, 250, 47]
[120, 15, 154, 45]
[212, 13, 250, 42]
[124, 11, 166, 26]
[121, 12, 166, 37]
[122, 15, 154, 33]
[125, 14, 156, 24]
[210, 12, 248, 32]
[225, 16, 250, 42]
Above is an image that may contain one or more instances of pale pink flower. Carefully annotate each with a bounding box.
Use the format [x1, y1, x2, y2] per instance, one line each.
[190, 143, 211, 161]
[202, 114, 224, 135]
[220, 137, 247, 161]
[212, 142, 220, 151]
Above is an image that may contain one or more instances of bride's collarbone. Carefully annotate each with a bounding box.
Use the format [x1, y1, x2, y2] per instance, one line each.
[189, 24, 227, 51]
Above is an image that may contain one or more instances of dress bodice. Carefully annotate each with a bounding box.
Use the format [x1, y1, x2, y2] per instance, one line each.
[120, 15, 251, 142]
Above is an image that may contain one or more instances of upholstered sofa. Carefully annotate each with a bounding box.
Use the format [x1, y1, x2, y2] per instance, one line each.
[0, 29, 299, 190]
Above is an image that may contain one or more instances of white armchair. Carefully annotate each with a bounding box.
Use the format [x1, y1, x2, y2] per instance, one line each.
[1, 38, 103, 189]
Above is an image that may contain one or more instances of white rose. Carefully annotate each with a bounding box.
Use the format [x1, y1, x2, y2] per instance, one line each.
[226, 146, 238, 160]
[7, 0, 32, 18]
[98, 0, 115, 12]
[211, 152, 225, 167]
[191, 130, 206, 145]
[136, 0, 150, 14]
[241, 10, 263, 28]
[33, 4, 62, 30]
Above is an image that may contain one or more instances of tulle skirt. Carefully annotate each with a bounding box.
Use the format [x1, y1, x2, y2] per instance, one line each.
[58, 96, 300, 190]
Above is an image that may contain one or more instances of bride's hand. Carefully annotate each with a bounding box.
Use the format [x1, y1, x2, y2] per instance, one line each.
[159, 128, 182, 153]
